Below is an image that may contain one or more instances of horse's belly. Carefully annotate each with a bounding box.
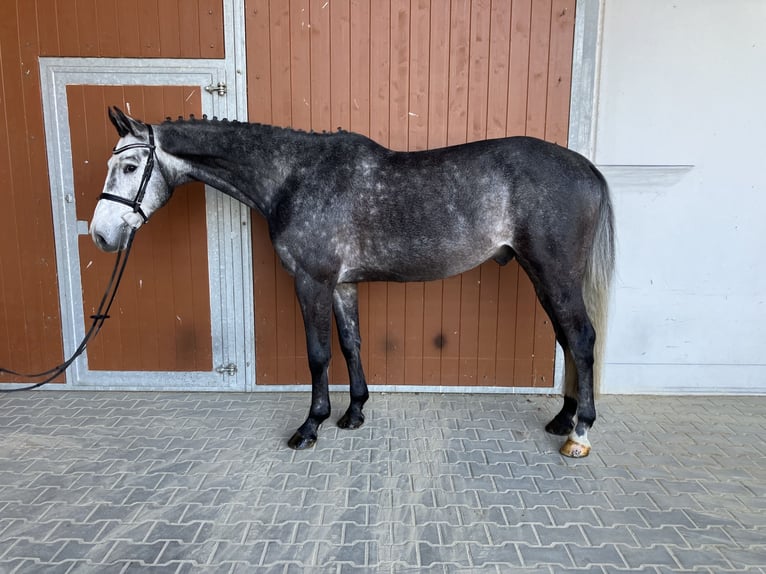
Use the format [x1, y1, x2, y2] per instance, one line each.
[339, 241, 501, 283]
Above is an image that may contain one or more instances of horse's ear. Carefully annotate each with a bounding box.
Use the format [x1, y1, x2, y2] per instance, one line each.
[108, 106, 144, 138]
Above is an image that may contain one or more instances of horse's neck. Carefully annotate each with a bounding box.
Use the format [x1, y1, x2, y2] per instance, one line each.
[156, 121, 296, 215]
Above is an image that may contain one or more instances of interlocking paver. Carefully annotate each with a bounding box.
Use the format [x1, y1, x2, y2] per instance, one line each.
[0, 392, 765, 572]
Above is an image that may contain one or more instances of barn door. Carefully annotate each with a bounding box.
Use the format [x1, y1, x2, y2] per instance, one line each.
[40, 59, 252, 390]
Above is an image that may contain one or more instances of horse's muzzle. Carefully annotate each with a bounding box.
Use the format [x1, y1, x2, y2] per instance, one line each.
[90, 222, 130, 253]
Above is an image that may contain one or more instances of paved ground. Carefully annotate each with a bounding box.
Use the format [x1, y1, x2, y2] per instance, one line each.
[0, 391, 764, 573]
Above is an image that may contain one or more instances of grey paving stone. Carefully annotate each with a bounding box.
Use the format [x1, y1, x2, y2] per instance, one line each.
[0, 392, 765, 572]
[569, 543, 627, 568]
[518, 543, 574, 568]
[618, 544, 680, 569]
[670, 547, 733, 570]
[533, 524, 588, 547]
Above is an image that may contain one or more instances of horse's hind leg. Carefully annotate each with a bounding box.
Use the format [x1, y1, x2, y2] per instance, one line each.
[333, 283, 369, 430]
[550, 298, 597, 457]
[530, 277, 597, 458]
[545, 349, 578, 436]
[288, 274, 334, 450]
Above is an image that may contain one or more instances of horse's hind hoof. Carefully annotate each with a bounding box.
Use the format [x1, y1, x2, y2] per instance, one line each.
[287, 432, 317, 450]
[560, 438, 591, 458]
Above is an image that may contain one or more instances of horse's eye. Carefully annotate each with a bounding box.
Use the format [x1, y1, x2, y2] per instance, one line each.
[123, 165, 138, 174]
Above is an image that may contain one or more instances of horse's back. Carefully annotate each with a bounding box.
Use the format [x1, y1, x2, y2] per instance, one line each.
[273, 132, 607, 283]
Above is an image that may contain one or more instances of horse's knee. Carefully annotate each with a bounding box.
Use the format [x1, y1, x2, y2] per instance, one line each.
[307, 345, 331, 377]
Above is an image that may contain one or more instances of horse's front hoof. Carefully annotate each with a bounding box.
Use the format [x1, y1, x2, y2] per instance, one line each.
[337, 410, 364, 430]
[288, 432, 317, 450]
[545, 416, 575, 436]
[560, 438, 591, 458]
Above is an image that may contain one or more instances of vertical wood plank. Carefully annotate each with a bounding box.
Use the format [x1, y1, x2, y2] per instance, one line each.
[525, 0, 552, 139]
[369, 0, 390, 147]
[57, 0, 82, 54]
[36, 1, 60, 56]
[198, 0, 224, 58]
[409, 0, 430, 151]
[116, 0, 141, 57]
[0, 2, 27, 379]
[546, 0, 576, 145]
[179, 0, 203, 58]
[290, 0, 312, 130]
[404, 283, 424, 386]
[467, 0, 491, 142]
[477, 261, 500, 385]
[495, 262, 520, 383]
[139, 0, 162, 57]
[310, 0, 332, 132]
[270, 0, 292, 127]
[422, 280, 443, 385]
[389, 0, 410, 151]
[95, 1, 120, 55]
[349, 0, 371, 136]
[386, 283, 406, 384]
[427, 0, 450, 149]
[157, 0, 181, 57]
[331, 0, 351, 130]
[507, 0, 531, 136]
[447, 0, 471, 146]
[247, 0, 273, 116]
[486, 0, 512, 139]
[75, 0, 99, 55]
[439, 276, 461, 386]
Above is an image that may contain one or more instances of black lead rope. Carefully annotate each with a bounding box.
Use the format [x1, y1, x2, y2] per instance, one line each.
[0, 125, 156, 393]
[0, 230, 137, 392]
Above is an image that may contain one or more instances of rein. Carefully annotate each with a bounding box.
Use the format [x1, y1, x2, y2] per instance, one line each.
[0, 128, 156, 392]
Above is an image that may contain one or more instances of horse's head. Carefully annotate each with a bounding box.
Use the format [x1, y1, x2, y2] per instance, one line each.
[90, 107, 172, 252]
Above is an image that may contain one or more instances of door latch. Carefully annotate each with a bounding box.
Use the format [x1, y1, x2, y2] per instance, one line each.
[204, 82, 228, 96]
[216, 363, 238, 376]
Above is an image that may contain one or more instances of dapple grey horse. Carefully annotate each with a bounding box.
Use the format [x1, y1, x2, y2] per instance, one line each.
[90, 107, 614, 457]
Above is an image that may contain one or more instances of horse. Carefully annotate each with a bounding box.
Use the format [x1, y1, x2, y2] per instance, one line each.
[90, 107, 614, 458]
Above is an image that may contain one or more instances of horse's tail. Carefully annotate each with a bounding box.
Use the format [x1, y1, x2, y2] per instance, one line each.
[583, 166, 615, 396]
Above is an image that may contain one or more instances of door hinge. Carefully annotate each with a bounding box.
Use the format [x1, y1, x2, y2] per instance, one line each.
[204, 82, 228, 96]
[216, 363, 238, 376]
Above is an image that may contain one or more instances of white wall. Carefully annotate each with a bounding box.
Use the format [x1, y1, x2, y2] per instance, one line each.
[595, 0, 766, 394]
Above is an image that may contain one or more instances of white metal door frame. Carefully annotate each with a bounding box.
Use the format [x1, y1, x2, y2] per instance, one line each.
[38, 1, 254, 391]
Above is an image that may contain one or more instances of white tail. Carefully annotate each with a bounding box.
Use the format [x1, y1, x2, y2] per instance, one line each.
[582, 173, 615, 396]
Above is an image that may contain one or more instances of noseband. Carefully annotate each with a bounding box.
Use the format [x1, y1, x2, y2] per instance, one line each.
[98, 124, 156, 224]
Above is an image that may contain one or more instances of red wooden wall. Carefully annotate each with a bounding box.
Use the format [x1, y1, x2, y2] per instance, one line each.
[246, 0, 576, 387]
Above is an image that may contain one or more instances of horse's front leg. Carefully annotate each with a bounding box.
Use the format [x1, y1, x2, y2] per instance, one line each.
[333, 283, 369, 430]
[288, 274, 334, 450]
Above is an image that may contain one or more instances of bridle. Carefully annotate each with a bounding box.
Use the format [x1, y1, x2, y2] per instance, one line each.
[98, 124, 157, 225]
[0, 128, 158, 392]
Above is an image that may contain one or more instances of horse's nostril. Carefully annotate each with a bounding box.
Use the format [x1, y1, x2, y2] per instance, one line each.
[93, 231, 109, 251]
